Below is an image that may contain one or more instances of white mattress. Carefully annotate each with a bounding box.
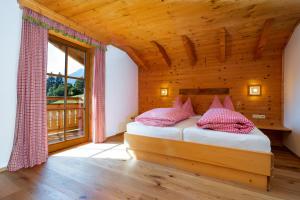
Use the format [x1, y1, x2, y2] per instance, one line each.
[183, 126, 271, 153]
[126, 115, 201, 141]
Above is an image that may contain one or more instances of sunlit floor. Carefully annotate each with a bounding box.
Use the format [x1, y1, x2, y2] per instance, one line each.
[52, 142, 132, 160]
[51, 133, 130, 160]
[1, 134, 300, 200]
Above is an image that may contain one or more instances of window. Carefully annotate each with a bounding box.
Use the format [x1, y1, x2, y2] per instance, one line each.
[46, 35, 89, 150]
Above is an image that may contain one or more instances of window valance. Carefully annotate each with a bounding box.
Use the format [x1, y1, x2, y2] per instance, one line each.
[22, 8, 106, 50]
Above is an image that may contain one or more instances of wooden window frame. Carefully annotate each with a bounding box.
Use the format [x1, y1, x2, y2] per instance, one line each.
[47, 33, 94, 153]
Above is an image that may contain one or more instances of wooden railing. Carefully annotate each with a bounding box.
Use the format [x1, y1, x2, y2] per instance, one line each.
[47, 96, 84, 143]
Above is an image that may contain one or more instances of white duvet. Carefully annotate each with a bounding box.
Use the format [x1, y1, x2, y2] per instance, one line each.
[126, 115, 271, 153]
[183, 126, 271, 152]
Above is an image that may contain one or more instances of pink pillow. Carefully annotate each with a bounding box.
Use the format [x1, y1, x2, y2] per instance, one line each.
[223, 95, 235, 111]
[196, 108, 254, 134]
[173, 96, 183, 108]
[209, 96, 223, 109]
[182, 97, 195, 116]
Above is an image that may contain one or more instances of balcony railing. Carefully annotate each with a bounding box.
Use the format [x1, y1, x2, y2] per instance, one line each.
[47, 96, 84, 144]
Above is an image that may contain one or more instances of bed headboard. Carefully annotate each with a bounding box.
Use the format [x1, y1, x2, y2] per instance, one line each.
[179, 88, 230, 95]
[179, 87, 230, 115]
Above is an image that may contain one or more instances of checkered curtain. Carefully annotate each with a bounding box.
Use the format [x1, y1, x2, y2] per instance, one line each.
[92, 48, 106, 143]
[7, 14, 48, 171]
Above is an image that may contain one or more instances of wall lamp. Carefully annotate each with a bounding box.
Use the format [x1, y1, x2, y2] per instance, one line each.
[160, 88, 169, 97]
[248, 85, 261, 96]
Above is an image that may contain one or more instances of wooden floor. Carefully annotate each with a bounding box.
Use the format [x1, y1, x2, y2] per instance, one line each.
[1, 134, 300, 200]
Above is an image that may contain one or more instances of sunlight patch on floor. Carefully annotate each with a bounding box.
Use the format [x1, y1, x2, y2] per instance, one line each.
[92, 144, 131, 160]
[52, 143, 132, 160]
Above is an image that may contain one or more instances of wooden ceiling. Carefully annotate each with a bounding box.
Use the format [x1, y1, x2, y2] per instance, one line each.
[21, 0, 300, 69]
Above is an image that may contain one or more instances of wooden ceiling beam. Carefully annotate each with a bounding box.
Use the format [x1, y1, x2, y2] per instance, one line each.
[151, 41, 171, 67]
[181, 35, 197, 66]
[254, 18, 274, 60]
[18, 0, 109, 44]
[219, 28, 227, 62]
[122, 46, 148, 70]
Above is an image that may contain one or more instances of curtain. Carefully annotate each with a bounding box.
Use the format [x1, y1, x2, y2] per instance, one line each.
[8, 15, 48, 171]
[92, 48, 106, 143]
[8, 8, 106, 171]
[23, 8, 106, 143]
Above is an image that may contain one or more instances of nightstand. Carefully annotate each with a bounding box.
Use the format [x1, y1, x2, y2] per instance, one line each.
[258, 126, 291, 147]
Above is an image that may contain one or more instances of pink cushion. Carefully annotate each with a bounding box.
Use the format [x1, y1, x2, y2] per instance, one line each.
[173, 96, 183, 108]
[209, 96, 223, 109]
[196, 108, 254, 134]
[135, 108, 191, 127]
[182, 97, 195, 116]
[223, 96, 235, 111]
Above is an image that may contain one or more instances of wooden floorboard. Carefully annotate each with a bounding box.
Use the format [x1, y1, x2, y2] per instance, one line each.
[1, 134, 300, 200]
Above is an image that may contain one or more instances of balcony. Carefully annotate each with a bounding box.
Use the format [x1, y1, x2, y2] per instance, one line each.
[47, 96, 85, 144]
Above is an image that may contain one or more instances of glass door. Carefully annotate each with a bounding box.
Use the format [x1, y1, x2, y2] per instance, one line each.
[46, 36, 89, 152]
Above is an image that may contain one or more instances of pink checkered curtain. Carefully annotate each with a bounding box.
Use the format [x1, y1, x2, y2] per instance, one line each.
[92, 48, 106, 143]
[8, 16, 48, 171]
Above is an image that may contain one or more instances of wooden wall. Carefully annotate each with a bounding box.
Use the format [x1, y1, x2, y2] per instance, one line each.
[139, 32, 283, 127]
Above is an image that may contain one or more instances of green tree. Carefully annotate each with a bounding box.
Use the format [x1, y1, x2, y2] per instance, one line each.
[46, 74, 85, 99]
[53, 84, 65, 96]
[74, 79, 84, 95]
[47, 76, 56, 92]
[46, 74, 65, 96]
[55, 74, 64, 88]
[67, 83, 75, 96]
[47, 86, 56, 96]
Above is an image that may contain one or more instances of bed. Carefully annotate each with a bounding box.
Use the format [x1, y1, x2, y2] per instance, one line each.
[125, 117, 273, 190]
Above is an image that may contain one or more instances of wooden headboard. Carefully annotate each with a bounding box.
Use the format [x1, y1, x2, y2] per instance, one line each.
[179, 88, 230, 95]
[178, 88, 230, 115]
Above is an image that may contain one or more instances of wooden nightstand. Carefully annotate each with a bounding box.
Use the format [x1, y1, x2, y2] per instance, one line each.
[258, 126, 291, 147]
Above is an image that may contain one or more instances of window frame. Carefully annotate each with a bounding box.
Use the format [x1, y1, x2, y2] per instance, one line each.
[47, 34, 92, 153]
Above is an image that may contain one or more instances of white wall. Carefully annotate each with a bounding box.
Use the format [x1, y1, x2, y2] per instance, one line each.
[0, 1, 22, 168]
[283, 24, 300, 156]
[105, 45, 138, 137]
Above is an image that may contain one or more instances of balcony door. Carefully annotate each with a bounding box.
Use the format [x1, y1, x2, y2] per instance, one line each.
[46, 35, 90, 152]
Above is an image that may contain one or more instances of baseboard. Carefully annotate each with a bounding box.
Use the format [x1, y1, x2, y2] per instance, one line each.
[105, 132, 124, 140]
[283, 144, 300, 158]
[113, 132, 125, 137]
[0, 167, 7, 173]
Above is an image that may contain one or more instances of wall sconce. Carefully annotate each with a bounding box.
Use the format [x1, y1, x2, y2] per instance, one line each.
[248, 85, 261, 96]
[160, 88, 169, 96]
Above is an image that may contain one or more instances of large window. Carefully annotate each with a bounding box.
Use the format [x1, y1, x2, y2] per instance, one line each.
[47, 36, 88, 149]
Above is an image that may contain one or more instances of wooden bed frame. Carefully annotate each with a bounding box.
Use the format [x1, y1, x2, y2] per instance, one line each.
[124, 133, 273, 190]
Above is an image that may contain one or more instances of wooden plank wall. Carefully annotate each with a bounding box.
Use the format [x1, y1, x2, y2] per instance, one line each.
[139, 45, 283, 127]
